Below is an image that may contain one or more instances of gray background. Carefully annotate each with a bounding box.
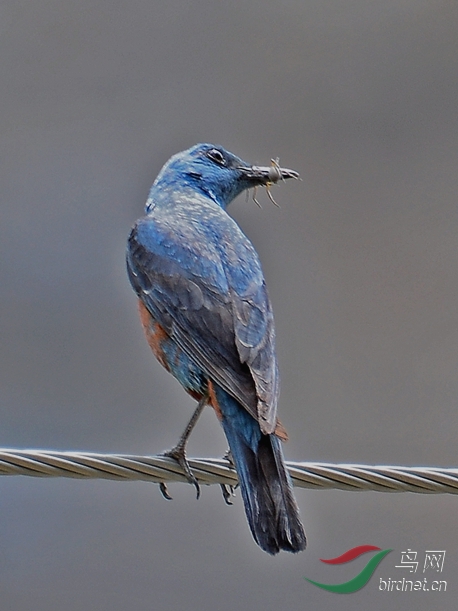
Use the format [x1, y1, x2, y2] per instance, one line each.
[1, 1, 457, 609]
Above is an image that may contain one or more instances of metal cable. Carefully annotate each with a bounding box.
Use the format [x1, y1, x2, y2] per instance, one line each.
[0, 449, 457, 494]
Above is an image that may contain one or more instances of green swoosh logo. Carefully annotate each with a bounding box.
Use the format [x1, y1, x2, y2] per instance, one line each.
[305, 549, 392, 593]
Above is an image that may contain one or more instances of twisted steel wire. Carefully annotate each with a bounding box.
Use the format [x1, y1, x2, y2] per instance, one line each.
[0, 449, 457, 494]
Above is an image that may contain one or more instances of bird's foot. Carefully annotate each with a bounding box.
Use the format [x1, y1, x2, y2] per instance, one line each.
[220, 484, 235, 505]
[163, 445, 200, 500]
[223, 448, 234, 466]
[219, 449, 237, 505]
[159, 481, 173, 500]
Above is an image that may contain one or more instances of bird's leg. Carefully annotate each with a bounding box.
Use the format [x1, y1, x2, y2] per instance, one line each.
[219, 448, 237, 505]
[161, 392, 208, 500]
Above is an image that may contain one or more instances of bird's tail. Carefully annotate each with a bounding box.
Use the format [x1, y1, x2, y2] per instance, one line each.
[214, 387, 306, 555]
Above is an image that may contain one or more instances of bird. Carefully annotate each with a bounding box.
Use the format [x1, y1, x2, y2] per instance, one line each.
[126, 143, 306, 555]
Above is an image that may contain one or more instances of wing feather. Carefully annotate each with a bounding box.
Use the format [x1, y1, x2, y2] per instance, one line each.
[127, 212, 278, 433]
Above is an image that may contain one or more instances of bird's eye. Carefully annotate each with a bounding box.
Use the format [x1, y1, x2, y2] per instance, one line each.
[206, 148, 226, 166]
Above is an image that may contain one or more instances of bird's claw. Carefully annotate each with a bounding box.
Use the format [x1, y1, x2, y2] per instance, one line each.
[159, 481, 173, 500]
[223, 449, 234, 466]
[163, 446, 201, 499]
[220, 483, 236, 505]
[219, 450, 237, 504]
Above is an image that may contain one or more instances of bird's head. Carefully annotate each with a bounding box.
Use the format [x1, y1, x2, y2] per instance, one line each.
[151, 143, 299, 209]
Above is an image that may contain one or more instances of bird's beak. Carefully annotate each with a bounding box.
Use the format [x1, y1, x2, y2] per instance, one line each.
[238, 161, 300, 185]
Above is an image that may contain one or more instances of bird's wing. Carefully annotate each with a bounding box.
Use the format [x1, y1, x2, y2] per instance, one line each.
[127, 215, 278, 433]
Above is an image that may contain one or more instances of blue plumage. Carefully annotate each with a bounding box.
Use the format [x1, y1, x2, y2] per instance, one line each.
[127, 144, 306, 554]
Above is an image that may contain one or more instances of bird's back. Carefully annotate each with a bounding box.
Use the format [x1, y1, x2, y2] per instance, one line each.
[127, 186, 279, 433]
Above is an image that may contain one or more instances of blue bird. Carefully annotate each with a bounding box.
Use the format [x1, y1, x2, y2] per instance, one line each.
[126, 144, 306, 554]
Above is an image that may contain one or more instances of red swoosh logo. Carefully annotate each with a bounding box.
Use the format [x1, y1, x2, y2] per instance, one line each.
[320, 545, 381, 564]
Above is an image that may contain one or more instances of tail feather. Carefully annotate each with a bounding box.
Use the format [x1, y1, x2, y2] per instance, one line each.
[216, 388, 306, 555]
